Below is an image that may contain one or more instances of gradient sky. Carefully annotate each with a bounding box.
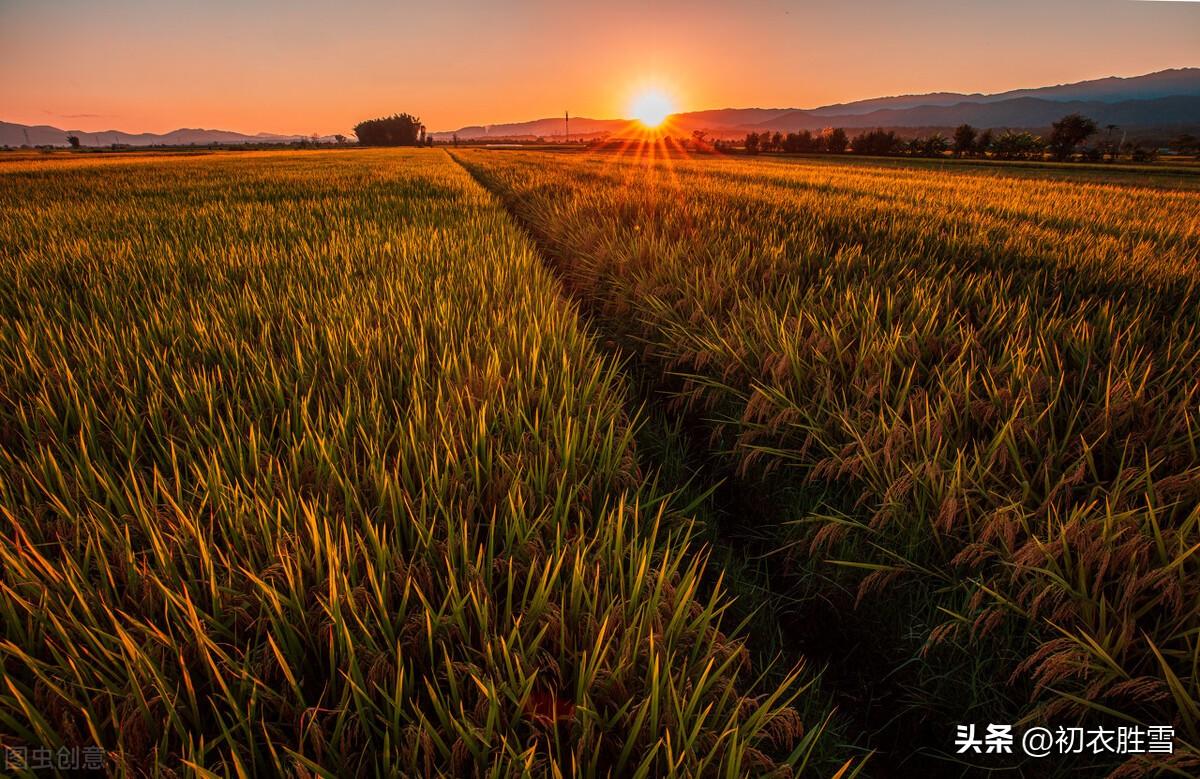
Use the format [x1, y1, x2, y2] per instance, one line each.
[2, 0, 1197, 135]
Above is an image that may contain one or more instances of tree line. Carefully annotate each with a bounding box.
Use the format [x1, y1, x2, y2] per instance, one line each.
[741, 114, 1172, 162]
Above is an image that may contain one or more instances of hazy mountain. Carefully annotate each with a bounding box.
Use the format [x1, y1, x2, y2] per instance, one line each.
[665, 108, 795, 130]
[431, 68, 1199, 139]
[978, 67, 1200, 104]
[0, 121, 337, 148]
[801, 67, 1200, 117]
[7, 68, 1197, 147]
[430, 117, 628, 141]
[755, 95, 1200, 132]
[427, 112, 799, 141]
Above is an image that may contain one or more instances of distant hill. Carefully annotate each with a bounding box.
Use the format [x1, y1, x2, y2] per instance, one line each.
[755, 95, 1200, 132]
[664, 108, 795, 130]
[430, 68, 1200, 140]
[427, 112, 797, 142]
[0, 121, 338, 148]
[430, 117, 629, 142]
[801, 67, 1200, 117]
[7, 68, 1197, 147]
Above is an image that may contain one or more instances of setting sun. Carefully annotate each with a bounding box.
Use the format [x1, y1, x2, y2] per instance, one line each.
[628, 87, 675, 128]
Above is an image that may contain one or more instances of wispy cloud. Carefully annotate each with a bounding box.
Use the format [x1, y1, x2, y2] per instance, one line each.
[43, 111, 113, 120]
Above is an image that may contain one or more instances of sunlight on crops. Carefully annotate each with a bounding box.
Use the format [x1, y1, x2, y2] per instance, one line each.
[5, 142, 1198, 776]
[456, 148, 1200, 776]
[0, 149, 840, 776]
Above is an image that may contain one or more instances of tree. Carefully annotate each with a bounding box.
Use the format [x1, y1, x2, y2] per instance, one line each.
[953, 124, 977, 157]
[744, 132, 760, 154]
[1129, 143, 1157, 163]
[1102, 124, 1119, 162]
[66, 135, 81, 149]
[782, 130, 818, 153]
[825, 128, 848, 154]
[1048, 113, 1098, 161]
[333, 134, 346, 144]
[353, 114, 424, 146]
[975, 129, 993, 157]
[850, 129, 897, 156]
[1171, 133, 1197, 155]
[923, 133, 949, 157]
[992, 130, 1044, 160]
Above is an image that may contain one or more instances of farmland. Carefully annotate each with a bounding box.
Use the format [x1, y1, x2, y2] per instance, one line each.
[454, 148, 1200, 776]
[0, 150, 833, 776]
[2, 145, 1199, 777]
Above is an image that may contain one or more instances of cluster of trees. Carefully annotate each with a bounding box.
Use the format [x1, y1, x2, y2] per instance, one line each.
[353, 114, 433, 147]
[742, 128, 849, 154]
[1175, 133, 1199, 155]
[743, 113, 1167, 162]
[61, 134, 354, 151]
[847, 127, 987, 158]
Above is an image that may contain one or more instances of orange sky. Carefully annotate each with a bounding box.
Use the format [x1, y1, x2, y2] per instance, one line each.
[2, 0, 1197, 135]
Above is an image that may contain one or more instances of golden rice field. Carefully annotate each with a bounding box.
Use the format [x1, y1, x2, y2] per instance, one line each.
[454, 148, 1200, 777]
[0, 150, 836, 777]
[3, 146, 1199, 777]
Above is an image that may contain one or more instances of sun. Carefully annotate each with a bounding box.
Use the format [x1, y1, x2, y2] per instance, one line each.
[629, 87, 675, 128]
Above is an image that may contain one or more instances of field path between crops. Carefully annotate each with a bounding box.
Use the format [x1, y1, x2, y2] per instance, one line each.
[443, 146, 802, 646]
[444, 148, 958, 776]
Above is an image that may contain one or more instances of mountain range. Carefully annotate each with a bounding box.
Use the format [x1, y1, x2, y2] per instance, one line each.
[0, 123, 339, 148]
[431, 68, 1200, 141]
[4, 68, 1197, 147]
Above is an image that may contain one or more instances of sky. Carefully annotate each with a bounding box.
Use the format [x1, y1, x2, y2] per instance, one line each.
[1, 0, 1197, 136]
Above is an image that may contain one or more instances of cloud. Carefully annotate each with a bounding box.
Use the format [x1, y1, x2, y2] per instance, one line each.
[44, 111, 113, 119]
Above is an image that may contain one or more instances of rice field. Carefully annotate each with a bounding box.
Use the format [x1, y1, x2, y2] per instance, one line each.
[3, 145, 1199, 777]
[0, 150, 839, 777]
[454, 148, 1200, 777]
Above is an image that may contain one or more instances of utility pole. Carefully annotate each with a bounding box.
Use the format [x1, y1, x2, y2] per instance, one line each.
[564, 110, 569, 143]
